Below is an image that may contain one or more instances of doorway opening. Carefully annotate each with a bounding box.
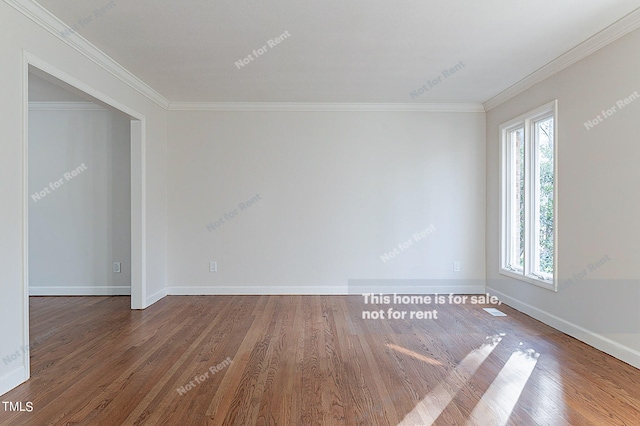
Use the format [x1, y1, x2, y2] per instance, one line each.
[22, 54, 147, 380]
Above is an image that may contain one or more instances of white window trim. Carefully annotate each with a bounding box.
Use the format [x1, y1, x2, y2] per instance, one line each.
[499, 100, 558, 291]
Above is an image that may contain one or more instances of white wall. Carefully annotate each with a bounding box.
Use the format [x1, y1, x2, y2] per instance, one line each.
[168, 110, 486, 294]
[28, 104, 131, 295]
[486, 28, 640, 367]
[0, 1, 167, 396]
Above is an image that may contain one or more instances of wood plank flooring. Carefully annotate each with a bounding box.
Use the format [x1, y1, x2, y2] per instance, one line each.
[1, 295, 639, 425]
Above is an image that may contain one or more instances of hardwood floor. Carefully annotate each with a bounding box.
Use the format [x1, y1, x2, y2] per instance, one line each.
[1, 295, 639, 425]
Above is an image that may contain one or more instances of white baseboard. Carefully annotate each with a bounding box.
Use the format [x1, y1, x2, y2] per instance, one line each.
[29, 286, 131, 296]
[166, 283, 485, 296]
[487, 287, 640, 369]
[145, 288, 168, 306]
[347, 279, 485, 295]
[167, 286, 348, 295]
[348, 285, 485, 295]
[0, 365, 27, 397]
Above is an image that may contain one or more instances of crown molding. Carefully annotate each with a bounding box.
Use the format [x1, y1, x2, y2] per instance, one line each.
[5, 0, 171, 109]
[167, 102, 486, 112]
[484, 7, 640, 111]
[28, 101, 106, 111]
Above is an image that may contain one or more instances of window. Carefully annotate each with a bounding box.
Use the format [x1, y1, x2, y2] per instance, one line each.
[500, 100, 557, 290]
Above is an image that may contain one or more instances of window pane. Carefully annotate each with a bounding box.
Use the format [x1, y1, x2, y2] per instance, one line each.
[509, 128, 525, 271]
[535, 118, 554, 275]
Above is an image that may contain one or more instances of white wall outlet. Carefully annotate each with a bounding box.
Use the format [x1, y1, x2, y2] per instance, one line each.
[113, 262, 121, 273]
[453, 261, 461, 272]
[209, 261, 217, 273]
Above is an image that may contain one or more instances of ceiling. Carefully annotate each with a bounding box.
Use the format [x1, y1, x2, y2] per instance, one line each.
[33, 0, 640, 104]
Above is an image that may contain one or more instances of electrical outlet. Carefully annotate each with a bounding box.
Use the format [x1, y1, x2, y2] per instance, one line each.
[113, 262, 121, 273]
[453, 261, 461, 272]
[209, 261, 217, 273]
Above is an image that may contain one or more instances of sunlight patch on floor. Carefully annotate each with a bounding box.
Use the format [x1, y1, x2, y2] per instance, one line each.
[398, 334, 504, 425]
[465, 346, 539, 426]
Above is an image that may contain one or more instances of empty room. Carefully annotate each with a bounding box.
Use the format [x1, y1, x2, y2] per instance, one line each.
[1, 0, 639, 425]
